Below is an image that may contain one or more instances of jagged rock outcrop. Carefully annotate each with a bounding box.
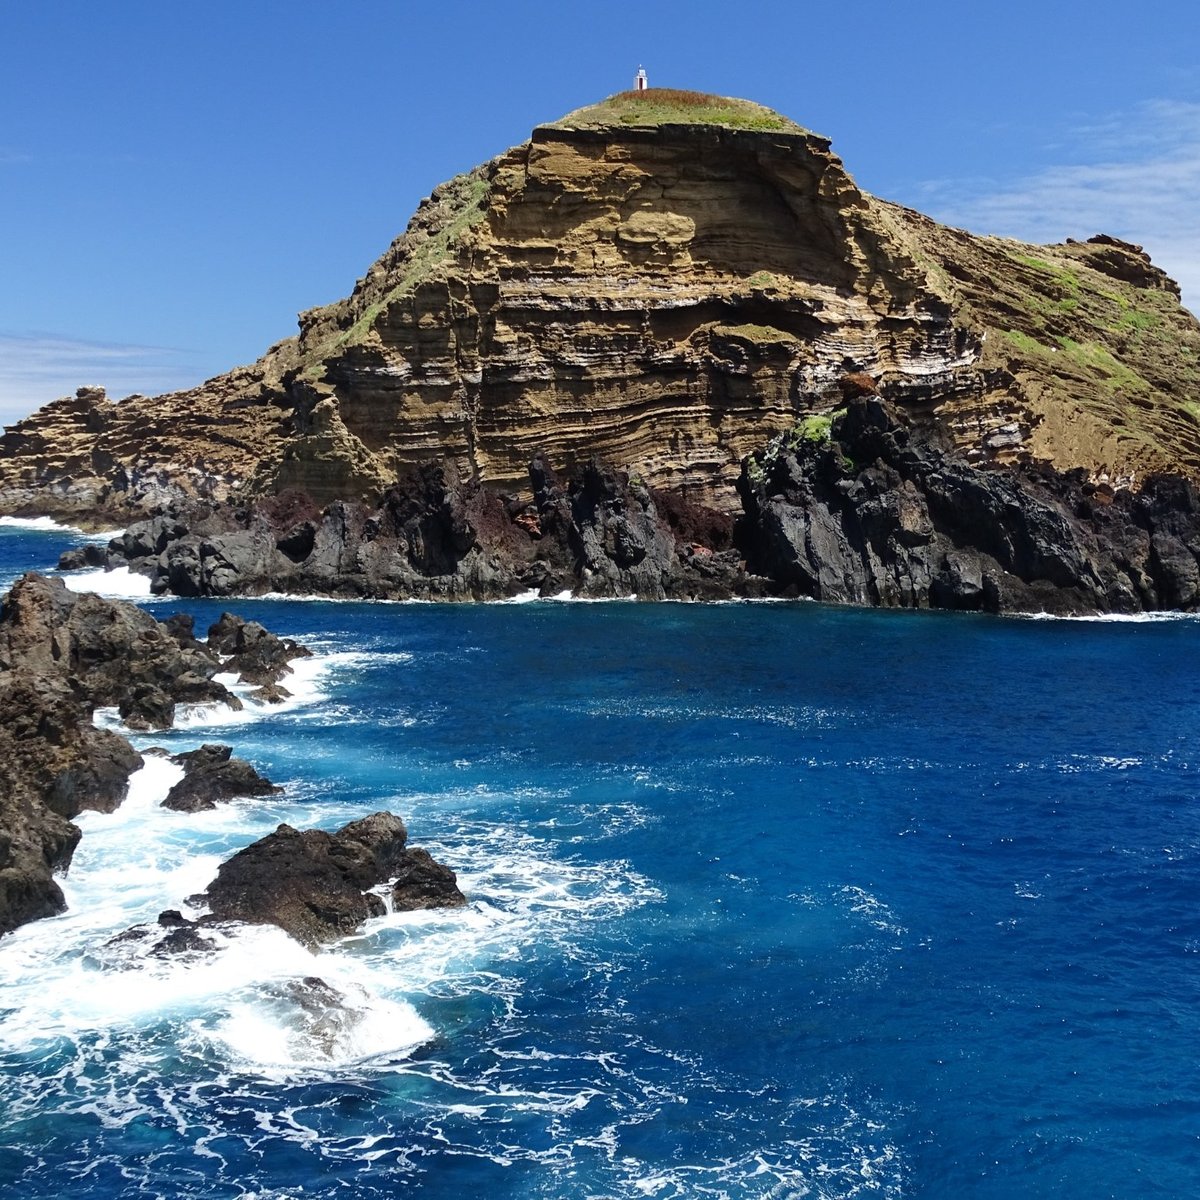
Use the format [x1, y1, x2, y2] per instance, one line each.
[0, 574, 253, 730]
[95, 457, 758, 600]
[737, 395, 1200, 614]
[0, 574, 313, 936]
[0, 674, 140, 935]
[162, 744, 282, 813]
[201, 811, 466, 949]
[4, 89, 1198, 533]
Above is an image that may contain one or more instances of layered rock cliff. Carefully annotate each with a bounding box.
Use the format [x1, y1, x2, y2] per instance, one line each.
[4, 89, 1198, 531]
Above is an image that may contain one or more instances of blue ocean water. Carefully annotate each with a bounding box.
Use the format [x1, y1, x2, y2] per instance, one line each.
[1, 519, 1199, 1199]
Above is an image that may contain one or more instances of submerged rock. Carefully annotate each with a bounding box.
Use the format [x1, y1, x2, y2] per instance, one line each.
[100, 908, 219, 963]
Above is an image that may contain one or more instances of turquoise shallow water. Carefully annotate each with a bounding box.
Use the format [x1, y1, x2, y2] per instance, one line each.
[1, 521, 1199, 1198]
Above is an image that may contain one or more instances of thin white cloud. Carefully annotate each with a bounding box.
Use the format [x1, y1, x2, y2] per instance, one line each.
[0, 333, 204, 429]
[917, 99, 1200, 314]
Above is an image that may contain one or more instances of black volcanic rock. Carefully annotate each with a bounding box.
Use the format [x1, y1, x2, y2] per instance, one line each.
[0, 671, 141, 936]
[201, 811, 465, 949]
[390, 847, 469, 913]
[0, 572, 240, 730]
[101, 457, 753, 602]
[64, 409, 1200, 614]
[736, 395, 1200, 614]
[0, 573, 314, 937]
[206, 613, 310, 687]
[163, 744, 282, 813]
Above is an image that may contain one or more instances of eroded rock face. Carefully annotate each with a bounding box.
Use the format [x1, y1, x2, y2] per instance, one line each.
[201, 812, 465, 949]
[283, 117, 967, 511]
[99, 459, 758, 601]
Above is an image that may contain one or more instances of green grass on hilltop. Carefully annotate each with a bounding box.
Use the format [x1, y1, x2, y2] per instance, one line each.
[550, 89, 803, 133]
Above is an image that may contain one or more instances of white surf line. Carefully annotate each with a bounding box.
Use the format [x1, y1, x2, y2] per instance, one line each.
[61, 565, 155, 598]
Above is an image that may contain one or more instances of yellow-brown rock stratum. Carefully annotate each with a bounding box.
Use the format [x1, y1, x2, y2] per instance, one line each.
[3, 88, 1199, 522]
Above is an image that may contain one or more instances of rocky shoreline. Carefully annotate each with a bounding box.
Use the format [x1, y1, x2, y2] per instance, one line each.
[0, 573, 464, 945]
[55, 393, 1200, 617]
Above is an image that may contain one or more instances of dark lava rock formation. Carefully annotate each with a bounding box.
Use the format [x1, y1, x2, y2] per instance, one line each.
[0, 570, 457, 948]
[0, 573, 237, 731]
[84, 389, 1200, 614]
[0, 573, 311, 937]
[163, 744, 282, 813]
[105, 811, 466, 961]
[200, 811, 466, 949]
[0, 672, 141, 935]
[91, 458, 757, 601]
[737, 395, 1200, 615]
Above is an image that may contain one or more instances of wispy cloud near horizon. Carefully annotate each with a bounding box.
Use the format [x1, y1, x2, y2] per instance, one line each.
[915, 99, 1200, 314]
[0, 332, 206, 428]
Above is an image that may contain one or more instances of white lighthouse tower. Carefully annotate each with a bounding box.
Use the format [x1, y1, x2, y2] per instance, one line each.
[635, 66, 648, 92]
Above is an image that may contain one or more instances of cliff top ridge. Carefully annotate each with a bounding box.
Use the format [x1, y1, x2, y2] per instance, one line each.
[546, 88, 806, 134]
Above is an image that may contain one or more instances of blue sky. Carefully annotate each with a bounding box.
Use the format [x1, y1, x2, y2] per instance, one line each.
[2, 0, 1197, 423]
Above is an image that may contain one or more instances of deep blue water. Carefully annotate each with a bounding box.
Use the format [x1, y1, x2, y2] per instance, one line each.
[1, 520, 1199, 1198]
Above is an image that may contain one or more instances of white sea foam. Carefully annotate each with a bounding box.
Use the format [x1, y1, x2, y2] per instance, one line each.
[546, 590, 639, 603]
[61, 565, 154, 598]
[0, 748, 436, 1074]
[0, 680, 659, 1085]
[0, 514, 121, 539]
[1018, 608, 1200, 623]
[205, 975, 434, 1071]
[499, 588, 543, 604]
[258, 590, 379, 603]
[92, 649, 342, 736]
[0, 514, 77, 532]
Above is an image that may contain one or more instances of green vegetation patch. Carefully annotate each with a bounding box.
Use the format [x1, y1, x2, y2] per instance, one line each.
[769, 409, 845, 458]
[1055, 337, 1151, 392]
[793, 412, 838, 445]
[551, 89, 803, 133]
[999, 329, 1049, 356]
[1013, 253, 1058, 275]
[1000, 329, 1151, 393]
[1114, 307, 1160, 333]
